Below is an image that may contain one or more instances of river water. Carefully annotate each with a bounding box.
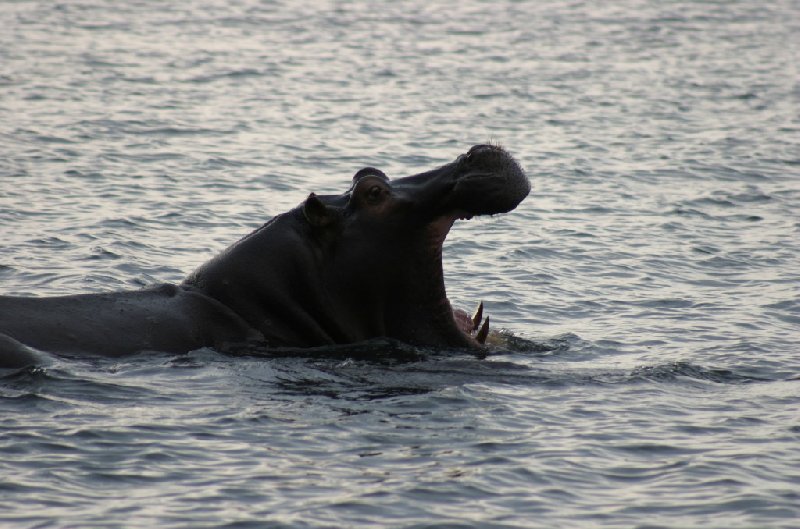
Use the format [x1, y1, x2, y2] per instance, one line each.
[1, 1, 799, 528]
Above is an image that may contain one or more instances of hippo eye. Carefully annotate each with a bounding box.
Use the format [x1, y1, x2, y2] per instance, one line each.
[350, 175, 390, 208]
[366, 185, 384, 204]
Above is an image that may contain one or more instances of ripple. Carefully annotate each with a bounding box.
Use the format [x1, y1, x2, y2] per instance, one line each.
[630, 362, 768, 384]
[2, 0, 799, 527]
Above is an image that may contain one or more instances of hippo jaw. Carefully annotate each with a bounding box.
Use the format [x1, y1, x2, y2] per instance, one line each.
[315, 144, 530, 349]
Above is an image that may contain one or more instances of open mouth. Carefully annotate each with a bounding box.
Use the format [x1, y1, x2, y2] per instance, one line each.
[427, 212, 493, 346]
[394, 144, 529, 349]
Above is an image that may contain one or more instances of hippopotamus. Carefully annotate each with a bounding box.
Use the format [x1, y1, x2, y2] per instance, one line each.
[0, 145, 529, 368]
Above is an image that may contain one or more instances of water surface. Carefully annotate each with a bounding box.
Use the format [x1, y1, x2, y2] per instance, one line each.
[1, 1, 799, 528]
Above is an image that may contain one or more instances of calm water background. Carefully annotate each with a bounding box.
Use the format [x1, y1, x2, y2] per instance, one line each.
[1, 1, 799, 527]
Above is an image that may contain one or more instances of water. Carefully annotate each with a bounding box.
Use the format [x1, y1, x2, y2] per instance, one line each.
[1, 0, 799, 527]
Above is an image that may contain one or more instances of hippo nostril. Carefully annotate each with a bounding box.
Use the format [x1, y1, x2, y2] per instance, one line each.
[461, 145, 491, 165]
[467, 144, 496, 156]
[463, 144, 505, 167]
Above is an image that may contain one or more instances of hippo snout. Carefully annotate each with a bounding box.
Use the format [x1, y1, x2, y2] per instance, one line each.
[451, 145, 530, 215]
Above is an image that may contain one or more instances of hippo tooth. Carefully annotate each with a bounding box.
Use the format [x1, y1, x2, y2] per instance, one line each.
[476, 317, 490, 344]
[471, 301, 484, 331]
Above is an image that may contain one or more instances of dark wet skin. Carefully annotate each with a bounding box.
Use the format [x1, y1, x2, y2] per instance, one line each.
[0, 145, 529, 367]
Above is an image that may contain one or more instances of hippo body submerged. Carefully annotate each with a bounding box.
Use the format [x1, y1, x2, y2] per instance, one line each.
[0, 145, 529, 367]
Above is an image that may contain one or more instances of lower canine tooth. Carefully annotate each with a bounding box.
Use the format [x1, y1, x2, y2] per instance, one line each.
[476, 317, 490, 344]
[472, 301, 484, 331]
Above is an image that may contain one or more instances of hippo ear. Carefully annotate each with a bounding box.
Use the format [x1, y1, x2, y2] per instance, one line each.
[303, 193, 337, 228]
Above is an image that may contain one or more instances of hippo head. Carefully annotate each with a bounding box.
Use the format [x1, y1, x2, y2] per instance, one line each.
[298, 144, 530, 349]
[186, 144, 529, 350]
